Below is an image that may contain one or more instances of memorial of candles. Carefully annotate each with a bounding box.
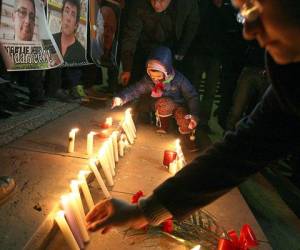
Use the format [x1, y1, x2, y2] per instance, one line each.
[57, 110, 138, 249]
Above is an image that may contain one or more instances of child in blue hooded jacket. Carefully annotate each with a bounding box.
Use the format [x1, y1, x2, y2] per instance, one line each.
[112, 46, 200, 148]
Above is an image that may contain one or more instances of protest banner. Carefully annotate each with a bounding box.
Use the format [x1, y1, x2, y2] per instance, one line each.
[47, 0, 89, 67]
[0, 0, 63, 71]
[89, 0, 121, 67]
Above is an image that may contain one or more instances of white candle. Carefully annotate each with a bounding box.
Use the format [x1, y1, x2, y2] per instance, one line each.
[176, 157, 183, 171]
[68, 193, 90, 242]
[106, 117, 113, 127]
[87, 131, 96, 155]
[175, 139, 186, 165]
[111, 132, 119, 162]
[55, 211, 80, 250]
[125, 116, 136, 139]
[59, 196, 84, 248]
[68, 128, 79, 153]
[70, 180, 86, 221]
[125, 108, 136, 133]
[78, 171, 94, 211]
[169, 160, 177, 175]
[89, 159, 111, 198]
[98, 148, 114, 186]
[104, 141, 116, 176]
[122, 122, 134, 144]
[61, 194, 90, 243]
[118, 137, 125, 157]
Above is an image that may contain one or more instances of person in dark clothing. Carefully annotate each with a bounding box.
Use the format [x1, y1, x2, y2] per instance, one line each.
[53, 32, 85, 65]
[45, 0, 85, 102]
[120, 0, 199, 85]
[113, 46, 200, 149]
[53, 0, 85, 64]
[184, 0, 223, 132]
[216, 0, 247, 130]
[85, 0, 300, 239]
[226, 41, 269, 131]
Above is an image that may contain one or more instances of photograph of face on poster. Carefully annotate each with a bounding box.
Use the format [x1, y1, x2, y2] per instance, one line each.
[90, 0, 121, 67]
[0, 0, 63, 70]
[47, 0, 88, 66]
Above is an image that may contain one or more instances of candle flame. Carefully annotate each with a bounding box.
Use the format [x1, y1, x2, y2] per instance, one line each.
[71, 128, 79, 133]
[89, 158, 97, 167]
[56, 210, 65, 218]
[125, 108, 132, 114]
[61, 194, 70, 204]
[191, 245, 201, 250]
[78, 170, 91, 178]
[70, 180, 79, 187]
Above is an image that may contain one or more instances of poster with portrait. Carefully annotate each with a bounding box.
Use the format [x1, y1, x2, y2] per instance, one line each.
[47, 0, 89, 67]
[89, 0, 121, 67]
[0, 0, 63, 71]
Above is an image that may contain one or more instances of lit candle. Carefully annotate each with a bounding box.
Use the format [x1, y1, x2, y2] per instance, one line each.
[87, 131, 96, 155]
[111, 131, 119, 162]
[54, 211, 80, 250]
[108, 137, 116, 164]
[125, 108, 136, 133]
[104, 140, 116, 176]
[68, 193, 90, 242]
[176, 156, 184, 171]
[89, 159, 111, 198]
[98, 148, 114, 186]
[125, 115, 136, 139]
[122, 122, 134, 144]
[102, 141, 116, 176]
[61, 194, 89, 243]
[59, 196, 84, 249]
[169, 160, 177, 175]
[175, 139, 186, 165]
[101, 117, 113, 128]
[70, 180, 86, 221]
[118, 137, 125, 157]
[68, 128, 79, 153]
[78, 171, 94, 211]
[163, 150, 177, 167]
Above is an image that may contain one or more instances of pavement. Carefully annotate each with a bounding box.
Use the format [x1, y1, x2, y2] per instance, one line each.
[0, 99, 271, 250]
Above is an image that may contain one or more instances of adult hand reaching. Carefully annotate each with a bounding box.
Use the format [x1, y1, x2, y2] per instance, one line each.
[120, 71, 131, 86]
[86, 198, 149, 234]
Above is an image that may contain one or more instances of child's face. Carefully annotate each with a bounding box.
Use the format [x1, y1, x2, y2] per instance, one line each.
[148, 69, 165, 83]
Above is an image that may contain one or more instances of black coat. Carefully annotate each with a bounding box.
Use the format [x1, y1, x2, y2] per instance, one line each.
[121, 0, 199, 71]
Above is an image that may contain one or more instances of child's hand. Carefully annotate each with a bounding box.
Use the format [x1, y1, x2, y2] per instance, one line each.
[112, 97, 123, 109]
[184, 115, 198, 129]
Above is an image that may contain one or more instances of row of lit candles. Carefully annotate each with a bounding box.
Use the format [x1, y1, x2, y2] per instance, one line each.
[55, 109, 136, 250]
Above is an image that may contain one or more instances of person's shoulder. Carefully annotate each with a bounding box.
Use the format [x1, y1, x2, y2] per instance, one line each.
[173, 71, 191, 84]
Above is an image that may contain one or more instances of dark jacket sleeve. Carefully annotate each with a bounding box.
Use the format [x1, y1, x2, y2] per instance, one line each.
[151, 86, 300, 219]
[176, 0, 200, 56]
[117, 77, 152, 104]
[121, 1, 144, 72]
[179, 75, 200, 118]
